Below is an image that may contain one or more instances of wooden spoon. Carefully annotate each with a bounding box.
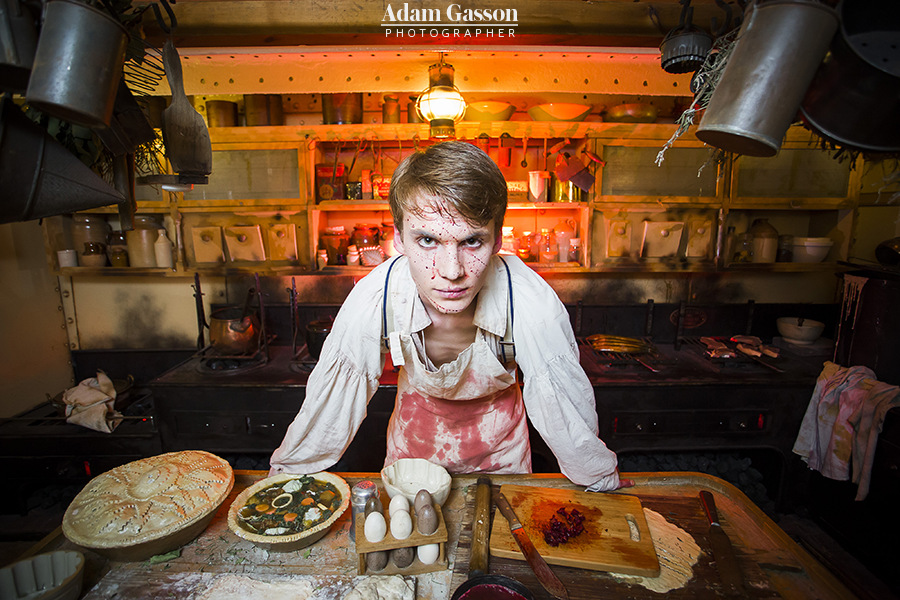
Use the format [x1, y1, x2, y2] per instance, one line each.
[161, 39, 212, 175]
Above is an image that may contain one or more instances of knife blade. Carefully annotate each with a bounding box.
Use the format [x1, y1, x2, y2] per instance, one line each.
[699, 491, 745, 595]
[492, 488, 568, 600]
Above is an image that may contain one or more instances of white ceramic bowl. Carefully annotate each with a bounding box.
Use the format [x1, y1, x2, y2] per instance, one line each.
[777, 317, 825, 345]
[380, 459, 452, 506]
[464, 101, 515, 121]
[0, 551, 84, 600]
[227, 472, 350, 552]
[792, 237, 833, 263]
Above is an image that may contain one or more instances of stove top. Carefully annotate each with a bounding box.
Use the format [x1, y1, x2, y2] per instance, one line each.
[578, 338, 824, 386]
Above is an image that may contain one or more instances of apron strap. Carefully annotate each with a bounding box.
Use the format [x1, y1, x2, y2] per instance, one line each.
[498, 256, 516, 362]
[381, 255, 403, 351]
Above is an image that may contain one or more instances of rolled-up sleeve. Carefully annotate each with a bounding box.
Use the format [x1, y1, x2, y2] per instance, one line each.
[508, 259, 620, 490]
[269, 261, 390, 475]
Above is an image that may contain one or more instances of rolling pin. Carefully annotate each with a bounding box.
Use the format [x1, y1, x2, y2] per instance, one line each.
[469, 476, 492, 578]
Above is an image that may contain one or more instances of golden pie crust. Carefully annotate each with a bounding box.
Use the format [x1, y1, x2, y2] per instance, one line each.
[63, 451, 234, 549]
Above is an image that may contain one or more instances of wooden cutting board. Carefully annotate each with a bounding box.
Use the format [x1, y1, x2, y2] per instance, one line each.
[489, 484, 660, 577]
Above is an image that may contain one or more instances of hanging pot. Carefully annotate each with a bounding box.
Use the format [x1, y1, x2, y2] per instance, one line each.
[25, 0, 128, 128]
[0, 0, 39, 93]
[0, 98, 124, 224]
[696, 0, 838, 157]
[799, 0, 900, 153]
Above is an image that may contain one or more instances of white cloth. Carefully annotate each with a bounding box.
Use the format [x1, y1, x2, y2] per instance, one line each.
[793, 361, 900, 500]
[62, 371, 123, 433]
[269, 254, 620, 490]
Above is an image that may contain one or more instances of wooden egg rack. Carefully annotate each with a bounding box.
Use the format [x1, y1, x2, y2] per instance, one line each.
[354, 502, 449, 576]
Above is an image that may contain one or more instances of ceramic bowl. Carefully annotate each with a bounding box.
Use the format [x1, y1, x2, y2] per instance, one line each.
[380, 458, 452, 506]
[604, 103, 659, 123]
[777, 317, 825, 345]
[792, 237, 833, 263]
[464, 101, 515, 121]
[528, 103, 593, 122]
[227, 472, 350, 552]
[0, 551, 84, 600]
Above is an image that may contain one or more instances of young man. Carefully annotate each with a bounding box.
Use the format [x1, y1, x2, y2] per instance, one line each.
[270, 141, 631, 491]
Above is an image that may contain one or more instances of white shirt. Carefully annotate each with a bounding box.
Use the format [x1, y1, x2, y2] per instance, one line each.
[269, 254, 620, 491]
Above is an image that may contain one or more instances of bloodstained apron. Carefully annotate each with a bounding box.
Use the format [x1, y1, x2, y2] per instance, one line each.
[384, 294, 531, 475]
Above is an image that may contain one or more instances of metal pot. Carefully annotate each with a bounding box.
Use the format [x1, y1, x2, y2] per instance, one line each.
[876, 237, 900, 267]
[696, 0, 839, 157]
[305, 319, 333, 360]
[800, 0, 900, 153]
[209, 306, 260, 355]
[322, 93, 363, 124]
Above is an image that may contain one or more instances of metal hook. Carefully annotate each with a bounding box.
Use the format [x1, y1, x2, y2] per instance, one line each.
[151, 0, 177, 34]
[711, 0, 732, 37]
[307, 135, 321, 150]
[412, 134, 421, 152]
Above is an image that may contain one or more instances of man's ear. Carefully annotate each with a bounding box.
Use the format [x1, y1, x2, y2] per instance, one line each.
[492, 231, 503, 254]
[392, 224, 405, 254]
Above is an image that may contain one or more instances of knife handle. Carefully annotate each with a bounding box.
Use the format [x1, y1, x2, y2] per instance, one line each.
[469, 476, 492, 578]
[492, 489, 523, 529]
[700, 490, 721, 526]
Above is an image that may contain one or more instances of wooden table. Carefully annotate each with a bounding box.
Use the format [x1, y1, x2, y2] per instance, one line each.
[27, 471, 856, 599]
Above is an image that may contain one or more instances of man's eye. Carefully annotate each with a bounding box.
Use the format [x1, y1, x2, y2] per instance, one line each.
[417, 236, 436, 247]
[463, 237, 484, 248]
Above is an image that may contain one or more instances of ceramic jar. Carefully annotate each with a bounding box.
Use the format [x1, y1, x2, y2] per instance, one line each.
[750, 218, 779, 263]
[126, 215, 160, 267]
[382, 94, 400, 124]
[80, 242, 107, 267]
[352, 224, 380, 249]
[72, 214, 110, 258]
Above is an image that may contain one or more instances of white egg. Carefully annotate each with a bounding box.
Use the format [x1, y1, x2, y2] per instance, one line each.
[417, 543, 440, 565]
[389, 509, 413, 540]
[389, 494, 410, 516]
[364, 511, 387, 543]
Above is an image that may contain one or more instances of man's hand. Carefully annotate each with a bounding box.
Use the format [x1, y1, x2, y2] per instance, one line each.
[617, 477, 635, 489]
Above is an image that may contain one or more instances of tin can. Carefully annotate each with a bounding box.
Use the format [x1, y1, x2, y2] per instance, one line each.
[350, 480, 378, 542]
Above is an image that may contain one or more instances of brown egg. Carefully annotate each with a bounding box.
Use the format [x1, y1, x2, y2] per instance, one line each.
[365, 495, 384, 517]
[417, 503, 438, 535]
[414, 489, 433, 514]
[391, 546, 415, 568]
[366, 550, 388, 572]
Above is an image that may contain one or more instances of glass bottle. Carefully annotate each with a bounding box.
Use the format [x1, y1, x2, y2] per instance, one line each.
[352, 224, 380, 249]
[777, 234, 795, 262]
[749, 218, 779, 263]
[539, 228, 556, 263]
[734, 233, 754, 263]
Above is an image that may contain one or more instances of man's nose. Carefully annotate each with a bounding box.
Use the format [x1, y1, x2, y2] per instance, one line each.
[436, 245, 464, 280]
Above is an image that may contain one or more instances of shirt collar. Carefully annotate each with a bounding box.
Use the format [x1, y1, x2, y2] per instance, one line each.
[407, 255, 509, 338]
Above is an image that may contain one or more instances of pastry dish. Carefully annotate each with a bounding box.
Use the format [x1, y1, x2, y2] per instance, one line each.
[62, 451, 234, 561]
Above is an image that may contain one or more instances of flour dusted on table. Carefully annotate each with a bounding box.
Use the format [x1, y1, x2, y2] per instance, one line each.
[343, 575, 415, 600]
[197, 574, 315, 600]
[610, 508, 701, 593]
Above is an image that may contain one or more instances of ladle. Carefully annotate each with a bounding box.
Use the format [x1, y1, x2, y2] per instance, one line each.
[231, 288, 255, 333]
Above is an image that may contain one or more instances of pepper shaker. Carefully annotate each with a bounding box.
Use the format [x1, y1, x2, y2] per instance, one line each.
[350, 480, 378, 542]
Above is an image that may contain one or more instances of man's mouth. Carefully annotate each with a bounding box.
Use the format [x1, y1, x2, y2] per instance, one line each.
[436, 288, 468, 299]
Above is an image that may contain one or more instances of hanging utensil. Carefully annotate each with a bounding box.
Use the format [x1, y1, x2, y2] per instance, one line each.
[232, 288, 256, 333]
[330, 141, 342, 185]
[161, 39, 212, 175]
[542, 137, 548, 170]
[521, 136, 528, 168]
[347, 138, 364, 176]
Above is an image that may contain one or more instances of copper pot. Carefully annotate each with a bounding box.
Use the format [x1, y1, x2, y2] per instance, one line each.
[209, 306, 260, 355]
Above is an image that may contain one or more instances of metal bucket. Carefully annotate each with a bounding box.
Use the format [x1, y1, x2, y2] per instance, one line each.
[25, 0, 128, 128]
[696, 0, 838, 157]
[800, 0, 900, 153]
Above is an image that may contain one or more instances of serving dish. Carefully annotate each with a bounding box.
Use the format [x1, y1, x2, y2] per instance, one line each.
[0, 551, 84, 600]
[777, 317, 825, 345]
[528, 103, 593, 122]
[62, 451, 233, 562]
[227, 472, 350, 552]
[792, 237, 833, 263]
[464, 101, 515, 121]
[381, 459, 451, 506]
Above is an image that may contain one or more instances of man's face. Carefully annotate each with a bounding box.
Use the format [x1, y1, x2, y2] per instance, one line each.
[393, 195, 501, 315]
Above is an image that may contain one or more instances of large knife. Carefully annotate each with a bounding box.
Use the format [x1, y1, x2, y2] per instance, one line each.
[493, 488, 568, 600]
[699, 491, 745, 595]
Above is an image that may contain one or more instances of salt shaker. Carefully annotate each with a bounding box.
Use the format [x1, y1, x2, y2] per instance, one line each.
[350, 480, 378, 542]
